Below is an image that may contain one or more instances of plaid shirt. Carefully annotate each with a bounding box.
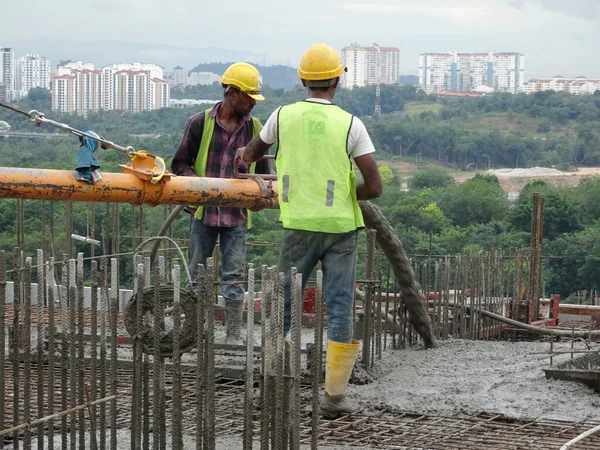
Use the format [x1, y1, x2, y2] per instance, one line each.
[171, 102, 271, 227]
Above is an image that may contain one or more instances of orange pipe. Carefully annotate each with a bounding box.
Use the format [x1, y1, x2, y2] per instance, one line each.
[0, 167, 279, 208]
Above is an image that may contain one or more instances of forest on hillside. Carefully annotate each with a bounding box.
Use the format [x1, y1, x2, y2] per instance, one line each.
[1, 86, 600, 299]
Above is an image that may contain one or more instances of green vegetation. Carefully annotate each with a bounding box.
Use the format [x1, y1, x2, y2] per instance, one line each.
[1, 86, 600, 297]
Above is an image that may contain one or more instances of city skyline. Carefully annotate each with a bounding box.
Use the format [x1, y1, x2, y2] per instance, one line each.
[3, 0, 600, 79]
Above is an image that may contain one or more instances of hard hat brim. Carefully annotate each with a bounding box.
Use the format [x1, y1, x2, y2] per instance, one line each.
[248, 93, 265, 101]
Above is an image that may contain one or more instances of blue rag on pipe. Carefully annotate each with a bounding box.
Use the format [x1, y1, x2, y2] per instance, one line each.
[76, 131, 103, 184]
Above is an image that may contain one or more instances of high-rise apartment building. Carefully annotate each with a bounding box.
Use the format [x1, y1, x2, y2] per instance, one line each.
[341, 43, 400, 89]
[419, 51, 525, 94]
[52, 62, 170, 115]
[16, 54, 51, 98]
[0, 47, 16, 102]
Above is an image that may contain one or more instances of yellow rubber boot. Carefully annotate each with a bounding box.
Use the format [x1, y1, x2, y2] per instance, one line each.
[321, 339, 360, 419]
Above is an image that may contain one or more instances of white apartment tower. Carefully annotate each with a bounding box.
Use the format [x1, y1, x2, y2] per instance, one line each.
[0, 47, 16, 102]
[53, 62, 170, 115]
[341, 43, 400, 89]
[16, 54, 51, 97]
[419, 51, 525, 94]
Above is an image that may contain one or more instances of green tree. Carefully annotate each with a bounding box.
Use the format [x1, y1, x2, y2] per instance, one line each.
[408, 168, 455, 190]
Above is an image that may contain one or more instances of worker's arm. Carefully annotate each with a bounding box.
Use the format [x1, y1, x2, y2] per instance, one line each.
[354, 153, 382, 200]
[240, 136, 272, 164]
[171, 113, 204, 176]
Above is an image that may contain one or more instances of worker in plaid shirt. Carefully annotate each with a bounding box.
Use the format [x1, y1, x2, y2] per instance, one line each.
[171, 62, 271, 345]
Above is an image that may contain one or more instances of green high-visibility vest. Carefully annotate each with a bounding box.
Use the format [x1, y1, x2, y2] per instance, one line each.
[276, 101, 364, 233]
[192, 109, 262, 229]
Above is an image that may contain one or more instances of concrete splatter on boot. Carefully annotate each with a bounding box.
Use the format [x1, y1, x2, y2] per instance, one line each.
[321, 339, 361, 419]
[320, 393, 359, 419]
[224, 299, 243, 346]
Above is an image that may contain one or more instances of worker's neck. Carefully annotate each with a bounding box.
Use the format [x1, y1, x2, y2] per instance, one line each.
[307, 88, 335, 102]
[219, 100, 240, 122]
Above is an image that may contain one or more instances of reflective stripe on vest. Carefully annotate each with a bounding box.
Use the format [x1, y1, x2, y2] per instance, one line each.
[191, 109, 262, 229]
[276, 101, 364, 233]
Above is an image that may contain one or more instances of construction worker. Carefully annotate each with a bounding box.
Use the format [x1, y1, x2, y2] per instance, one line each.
[171, 62, 271, 345]
[239, 43, 382, 418]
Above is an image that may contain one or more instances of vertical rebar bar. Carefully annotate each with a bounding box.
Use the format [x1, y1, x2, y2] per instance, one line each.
[0, 251, 5, 450]
[290, 271, 302, 450]
[143, 258, 151, 450]
[444, 256, 450, 340]
[375, 249, 383, 361]
[195, 262, 205, 450]
[154, 257, 166, 450]
[23, 257, 32, 449]
[243, 265, 255, 450]
[311, 269, 324, 450]
[132, 262, 144, 450]
[77, 253, 86, 450]
[362, 229, 375, 368]
[36, 249, 45, 450]
[158, 257, 167, 450]
[48, 257, 56, 450]
[384, 264, 390, 350]
[90, 260, 99, 450]
[12, 248, 21, 450]
[69, 259, 77, 450]
[260, 266, 272, 450]
[205, 257, 215, 450]
[269, 267, 278, 448]
[172, 265, 183, 450]
[99, 257, 108, 450]
[110, 258, 118, 450]
[275, 271, 285, 450]
[61, 256, 69, 450]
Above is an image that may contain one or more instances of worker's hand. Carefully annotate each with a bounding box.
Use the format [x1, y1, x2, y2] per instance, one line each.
[236, 147, 250, 165]
[249, 197, 272, 212]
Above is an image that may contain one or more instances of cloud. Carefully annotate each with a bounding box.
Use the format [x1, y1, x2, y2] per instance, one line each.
[503, 0, 600, 20]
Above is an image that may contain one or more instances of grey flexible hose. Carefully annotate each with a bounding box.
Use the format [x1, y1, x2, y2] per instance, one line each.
[149, 205, 185, 267]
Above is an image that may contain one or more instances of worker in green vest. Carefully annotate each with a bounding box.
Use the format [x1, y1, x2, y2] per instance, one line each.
[239, 44, 383, 418]
[171, 62, 271, 345]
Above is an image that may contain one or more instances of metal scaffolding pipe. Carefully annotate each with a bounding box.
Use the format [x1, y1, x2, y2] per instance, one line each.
[0, 167, 278, 208]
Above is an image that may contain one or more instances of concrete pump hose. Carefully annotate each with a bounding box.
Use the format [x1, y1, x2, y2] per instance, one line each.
[466, 305, 600, 337]
[150, 205, 185, 267]
[359, 200, 438, 349]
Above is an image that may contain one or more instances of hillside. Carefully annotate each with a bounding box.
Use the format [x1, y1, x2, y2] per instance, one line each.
[188, 63, 300, 91]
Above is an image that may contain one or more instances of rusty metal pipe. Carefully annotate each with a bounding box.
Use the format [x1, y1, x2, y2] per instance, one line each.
[0, 167, 278, 208]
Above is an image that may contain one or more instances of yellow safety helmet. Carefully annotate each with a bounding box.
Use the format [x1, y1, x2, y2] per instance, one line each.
[297, 43, 346, 81]
[220, 62, 264, 101]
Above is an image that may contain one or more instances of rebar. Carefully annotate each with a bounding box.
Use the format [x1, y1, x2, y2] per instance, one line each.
[205, 257, 216, 450]
[275, 271, 285, 450]
[23, 257, 32, 449]
[260, 266, 273, 450]
[100, 257, 108, 450]
[311, 269, 324, 450]
[143, 259, 151, 450]
[78, 253, 86, 450]
[290, 271, 302, 450]
[243, 265, 255, 450]
[36, 249, 45, 450]
[110, 258, 118, 450]
[90, 260, 99, 450]
[132, 261, 144, 449]
[158, 256, 167, 450]
[195, 262, 206, 450]
[69, 259, 77, 450]
[172, 265, 183, 450]
[12, 248, 21, 450]
[362, 229, 375, 368]
[0, 252, 5, 449]
[154, 256, 167, 450]
[60, 256, 68, 450]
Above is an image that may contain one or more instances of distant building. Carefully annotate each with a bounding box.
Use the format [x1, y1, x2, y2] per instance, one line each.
[419, 51, 525, 94]
[187, 72, 220, 86]
[522, 76, 600, 95]
[52, 62, 170, 115]
[170, 99, 219, 108]
[0, 47, 16, 101]
[16, 54, 51, 97]
[341, 43, 400, 89]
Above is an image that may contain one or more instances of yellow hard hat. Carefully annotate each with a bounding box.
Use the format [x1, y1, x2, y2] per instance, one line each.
[220, 62, 264, 101]
[297, 43, 346, 81]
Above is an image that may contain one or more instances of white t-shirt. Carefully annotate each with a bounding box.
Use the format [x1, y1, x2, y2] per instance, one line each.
[259, 98, 376, 159]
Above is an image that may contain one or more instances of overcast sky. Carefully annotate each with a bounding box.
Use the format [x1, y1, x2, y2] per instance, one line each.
[4, 0, 600, 78]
